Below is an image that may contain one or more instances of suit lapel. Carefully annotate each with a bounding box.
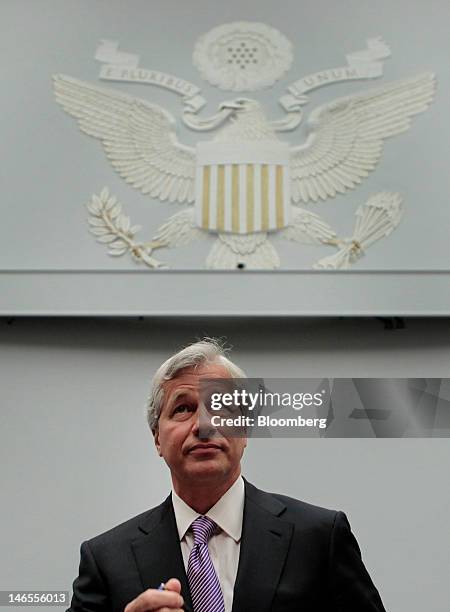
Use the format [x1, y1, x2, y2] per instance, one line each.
[131, 495, 194, 612]
[232, 480, 293, 612]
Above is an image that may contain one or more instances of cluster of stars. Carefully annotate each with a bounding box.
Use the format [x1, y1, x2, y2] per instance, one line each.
[226, 41, 259, 69]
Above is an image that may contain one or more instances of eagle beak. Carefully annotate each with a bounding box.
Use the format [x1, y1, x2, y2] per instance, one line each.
[219, 100, 244, 111]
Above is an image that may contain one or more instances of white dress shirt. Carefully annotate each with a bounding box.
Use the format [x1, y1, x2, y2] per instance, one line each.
[171, 475, 245, 612]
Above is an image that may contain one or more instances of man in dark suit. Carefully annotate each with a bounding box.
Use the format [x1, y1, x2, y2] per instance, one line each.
[68, 340, 387, 612]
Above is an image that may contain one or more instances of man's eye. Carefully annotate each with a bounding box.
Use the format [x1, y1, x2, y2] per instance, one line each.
[173, 404, 193, 415]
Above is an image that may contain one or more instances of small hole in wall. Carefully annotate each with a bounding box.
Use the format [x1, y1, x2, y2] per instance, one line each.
[237, 262, 246, 269]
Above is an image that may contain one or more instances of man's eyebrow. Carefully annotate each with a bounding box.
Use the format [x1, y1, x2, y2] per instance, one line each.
[168, 390, 194, 406]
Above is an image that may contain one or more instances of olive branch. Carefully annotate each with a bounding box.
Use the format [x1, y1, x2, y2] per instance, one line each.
[86, 187, 166, 268]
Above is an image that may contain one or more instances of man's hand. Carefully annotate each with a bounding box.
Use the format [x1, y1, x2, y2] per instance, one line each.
[124, 578, 184, 612]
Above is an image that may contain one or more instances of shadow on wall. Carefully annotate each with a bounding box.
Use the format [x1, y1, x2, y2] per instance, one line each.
[1, 316, 450, 353]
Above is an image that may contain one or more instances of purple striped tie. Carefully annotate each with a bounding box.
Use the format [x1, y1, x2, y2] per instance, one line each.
[187, 515, 225, 612]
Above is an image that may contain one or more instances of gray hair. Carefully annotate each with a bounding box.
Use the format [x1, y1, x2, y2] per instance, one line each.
[146, 338, 246, 433]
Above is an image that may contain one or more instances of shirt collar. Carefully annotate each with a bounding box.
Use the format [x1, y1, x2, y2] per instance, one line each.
[171, 475, 245, 543]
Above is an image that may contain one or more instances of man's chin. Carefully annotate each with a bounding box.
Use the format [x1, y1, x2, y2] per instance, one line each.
[185, 459, 228, 480]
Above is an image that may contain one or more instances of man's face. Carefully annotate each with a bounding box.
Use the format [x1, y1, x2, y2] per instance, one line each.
[154, 362, 247, 489]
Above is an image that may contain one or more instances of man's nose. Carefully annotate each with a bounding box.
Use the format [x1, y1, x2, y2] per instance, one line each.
[192, 403, 217, 440]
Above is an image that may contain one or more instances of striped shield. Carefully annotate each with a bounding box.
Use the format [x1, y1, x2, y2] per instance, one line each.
[195, 141, 290, 234]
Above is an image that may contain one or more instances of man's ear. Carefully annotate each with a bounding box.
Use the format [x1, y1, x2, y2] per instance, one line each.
[153, 428, 162, 456]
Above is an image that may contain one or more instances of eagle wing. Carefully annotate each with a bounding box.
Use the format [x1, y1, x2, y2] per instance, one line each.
[53, 74, 196, 203]
[290, 73, 436, 204]
[152, 208, 205, 247]
[280, 206, 336, 244]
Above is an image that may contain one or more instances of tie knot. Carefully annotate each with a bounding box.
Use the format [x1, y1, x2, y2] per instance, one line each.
[190, 515, 219, 545]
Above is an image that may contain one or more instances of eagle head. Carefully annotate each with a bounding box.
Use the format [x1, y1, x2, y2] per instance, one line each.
[216, 98, 277, 142]
[219, 98, 261, 113]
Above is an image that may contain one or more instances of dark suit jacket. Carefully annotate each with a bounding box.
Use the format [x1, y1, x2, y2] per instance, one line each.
[67, 479, 386, 611]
